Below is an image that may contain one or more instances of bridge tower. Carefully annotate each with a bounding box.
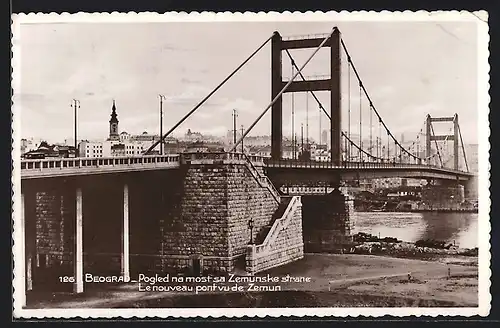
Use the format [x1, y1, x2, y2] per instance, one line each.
[425, 113, 460, 170]
[271, 30, 342, 164]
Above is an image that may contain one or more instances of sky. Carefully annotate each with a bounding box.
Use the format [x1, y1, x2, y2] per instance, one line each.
[14, 20, 481, 144]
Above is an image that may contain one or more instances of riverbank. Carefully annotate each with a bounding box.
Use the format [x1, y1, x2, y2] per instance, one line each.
[362, 208, 478, 213]
[26, 253, 478, 308]
[351, 232, 478, 260]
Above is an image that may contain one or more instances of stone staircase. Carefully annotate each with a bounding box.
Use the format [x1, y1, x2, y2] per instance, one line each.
[241, 153, 281, 204]
[246, 195, 304, 275]
[254, 197, 292, 245]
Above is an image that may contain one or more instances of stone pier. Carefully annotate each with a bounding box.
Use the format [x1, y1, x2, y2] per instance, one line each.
[160, 153, 280, 275]
[421, 179, 465, 210]
[301, 188, 354, 253]
[22, 179, 76, 293]
[462, 175, 478, 202]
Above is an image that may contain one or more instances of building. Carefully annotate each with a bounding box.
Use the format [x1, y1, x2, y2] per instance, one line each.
[183, 129, 203, 142]
[24, 141, 77, 159]
[79, 141, 108, 158]
[185, 141, 225, 152]
[124, 143, 144, 156]
[130, 131, 159, 143]
[119, 131, 130, 142]
[111, 143, 125, 157]
[321, 129, 329, 147]
[21, 138, 43, 155]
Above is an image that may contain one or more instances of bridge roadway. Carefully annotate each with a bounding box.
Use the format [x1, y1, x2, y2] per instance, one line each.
[19, 152, 474, 181]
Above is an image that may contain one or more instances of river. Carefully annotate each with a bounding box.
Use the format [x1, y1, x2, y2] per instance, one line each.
[351, 211, 479, 248]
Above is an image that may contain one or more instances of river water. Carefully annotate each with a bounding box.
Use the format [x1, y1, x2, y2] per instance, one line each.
[351, 212, 479, 248]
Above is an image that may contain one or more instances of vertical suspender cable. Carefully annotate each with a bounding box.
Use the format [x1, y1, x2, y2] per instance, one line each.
[291, 63, 295, 159]
[370, 105, 373, 161]
[359, 83, 362, 161]
[306, 92, 309, 148]
[348, 60, 351, 161]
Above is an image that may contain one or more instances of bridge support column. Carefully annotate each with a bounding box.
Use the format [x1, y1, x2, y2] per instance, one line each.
[330, 28, 342, 165]
[421, 179, 464, 210]
[74, 188, 83, 294]
[271, 32, 283, 160]
[121, 184, 130, 282]
[18, 189, 36, 308]
[463, 176, 478, 202]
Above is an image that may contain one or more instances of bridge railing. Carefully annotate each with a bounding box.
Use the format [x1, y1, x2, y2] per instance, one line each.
[20, 154, 181, 172]
[180, 151, 266, 164]
[263, 159, 472, 174]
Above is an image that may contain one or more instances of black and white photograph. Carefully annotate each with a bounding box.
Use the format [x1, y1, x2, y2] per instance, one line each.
[11, 11, 490, 318]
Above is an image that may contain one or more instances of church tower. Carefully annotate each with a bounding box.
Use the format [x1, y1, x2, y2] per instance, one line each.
[108, 100, 120, 141]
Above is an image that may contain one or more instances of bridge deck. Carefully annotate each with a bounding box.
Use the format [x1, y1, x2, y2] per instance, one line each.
[265, 159, 474, 180]
[18, 153, 474, 180]
[20, 155, 181, 179]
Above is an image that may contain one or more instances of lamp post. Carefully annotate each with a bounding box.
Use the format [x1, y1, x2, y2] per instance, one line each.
[159, 94, 166, 155]
[248, 218, 254, 244]
[71, 99, 80, 157]
[241, 125, 244, 153]
[232, 109, 238, 146]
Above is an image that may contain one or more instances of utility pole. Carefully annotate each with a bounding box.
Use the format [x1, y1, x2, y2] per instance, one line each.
[241, 125, 244, 153]
[306, 92, 309, 149]
[159, 94, 166, 155]
[232, 109, 238, 146]
[71, 99, 80, 157]
[319, 106, 322, 146]
[301, 123, 304, 154]
[293, 133, 297, 159]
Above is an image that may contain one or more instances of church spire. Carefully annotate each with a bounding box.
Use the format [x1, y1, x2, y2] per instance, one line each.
[108, 99, 120, 141]
[110, 99, 118, 123]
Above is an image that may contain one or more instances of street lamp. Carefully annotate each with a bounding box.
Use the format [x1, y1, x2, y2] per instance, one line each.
[159, 94, 166, 155]
[71, 99, 80, 157]
[248, 218, 254, 244]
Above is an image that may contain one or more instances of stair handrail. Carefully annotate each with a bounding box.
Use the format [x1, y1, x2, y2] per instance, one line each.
[257, 196, 300, 252]
[241, 153, 281, 204]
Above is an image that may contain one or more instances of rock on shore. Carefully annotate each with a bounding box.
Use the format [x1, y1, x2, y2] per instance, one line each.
[351, 233, 478, 257]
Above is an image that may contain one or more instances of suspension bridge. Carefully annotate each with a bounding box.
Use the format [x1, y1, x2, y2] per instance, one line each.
[17, 27, 477, 305]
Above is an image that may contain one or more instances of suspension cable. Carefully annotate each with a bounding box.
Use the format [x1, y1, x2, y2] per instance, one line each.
[285, 48, 390, 163]
[229, 28, 338, 152]
[340, 38, 423, 161]
[429, 123, 443, 167]
[457, 123, 470, 172]
[145, 33, 274, 154]
[387, 130, 390, 161]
